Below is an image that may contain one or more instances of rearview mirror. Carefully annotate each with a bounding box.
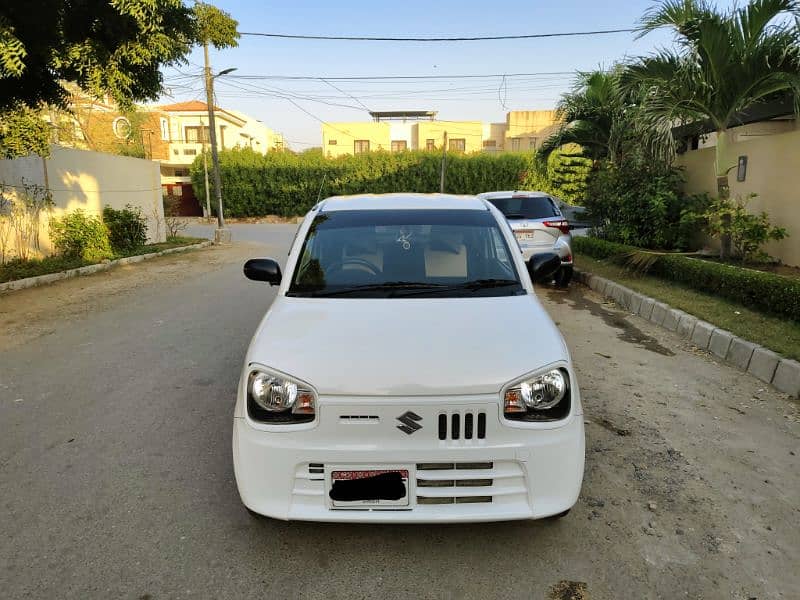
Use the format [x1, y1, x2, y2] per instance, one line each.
[244, 258, 282, 285]
[528, 253, 561, 283]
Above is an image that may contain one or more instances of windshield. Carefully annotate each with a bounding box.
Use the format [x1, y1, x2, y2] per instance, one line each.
[488, 196, 559, 220]
[288, 209, 523, 298]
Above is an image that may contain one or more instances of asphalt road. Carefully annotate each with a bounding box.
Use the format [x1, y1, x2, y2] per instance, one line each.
[1, 225, 797, 600]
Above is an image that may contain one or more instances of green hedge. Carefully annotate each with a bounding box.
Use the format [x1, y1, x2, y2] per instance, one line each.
[573, 237, 800, 322]
[191, 148, 545, 217]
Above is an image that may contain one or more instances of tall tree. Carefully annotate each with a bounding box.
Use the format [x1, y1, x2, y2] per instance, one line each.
[538, 68, 672, 167]
[625, 0, 800, 255]
[539, 70, 626, 163]
[0, 1, 238, 158]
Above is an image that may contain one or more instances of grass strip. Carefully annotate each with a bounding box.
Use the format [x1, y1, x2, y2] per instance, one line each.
[576, 252, 800, 362]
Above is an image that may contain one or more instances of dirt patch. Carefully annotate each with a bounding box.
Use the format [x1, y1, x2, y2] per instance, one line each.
[549, 581, 589, 600]
[543, 285, 674, 356]
[0, 243, 256, 351]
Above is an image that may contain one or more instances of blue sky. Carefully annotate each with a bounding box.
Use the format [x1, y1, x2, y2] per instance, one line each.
[159, 0, 738, 149]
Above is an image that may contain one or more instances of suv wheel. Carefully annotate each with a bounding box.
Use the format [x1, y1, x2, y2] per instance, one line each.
[554, 265, 573, 288]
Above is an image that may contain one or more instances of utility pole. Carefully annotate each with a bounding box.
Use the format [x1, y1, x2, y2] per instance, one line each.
[439, 131, 448, 193]
[202, 148, 212, 220]
[203, 42, 231, 244]
[201, 117, 211, 220]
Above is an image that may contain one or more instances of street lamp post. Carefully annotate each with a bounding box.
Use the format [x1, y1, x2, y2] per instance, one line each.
[203, 41, 236, 244]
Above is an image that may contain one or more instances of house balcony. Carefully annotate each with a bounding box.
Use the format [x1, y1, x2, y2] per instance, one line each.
[165, 142, 206, 165]
[160, 175, 193, 185]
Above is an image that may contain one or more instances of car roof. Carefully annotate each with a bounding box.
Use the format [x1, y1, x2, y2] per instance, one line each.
[319, 193, 487, 212]
[476, 191, 553, 200]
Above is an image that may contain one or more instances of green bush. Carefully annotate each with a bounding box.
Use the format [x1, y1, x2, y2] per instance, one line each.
[0, 255, 88, 283]
[692, 194, 788, 262]
[191, 148, 537, 217]
[49, 210, 112, 262]
[573, 236, 800, 322]
[585, 163, 708, 250]
[102, 205, 148, 254]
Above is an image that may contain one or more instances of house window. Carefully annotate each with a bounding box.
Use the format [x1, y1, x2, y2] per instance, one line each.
[328, 139, 338, 145]
[219, 125, 226, 148]
[354, 140, 370, 154]
[183, 148, 197, 156]
[426, 139, 435, 151]
[185, 126, 209, 143]
[483, 140, 497, 148]
[171, 185, 183, 197]
[448, 138, 466, 152]
[529, 137, 538, 149]
[511, 138, 521, 151]
[160, 117, 169, 141]
[391, 140, 407, 152]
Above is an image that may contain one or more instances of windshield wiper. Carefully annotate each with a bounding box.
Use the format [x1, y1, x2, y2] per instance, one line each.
[391, 279, 521, 296]
[291, 281, 448, 297]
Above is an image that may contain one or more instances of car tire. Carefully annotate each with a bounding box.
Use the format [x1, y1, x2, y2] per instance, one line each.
[554, 266, 573, 288]
[245, 506, 266, 520]
[549, 508, 571, 520]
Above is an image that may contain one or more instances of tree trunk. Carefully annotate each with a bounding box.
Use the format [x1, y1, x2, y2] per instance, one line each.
[715, 130, 733, 259]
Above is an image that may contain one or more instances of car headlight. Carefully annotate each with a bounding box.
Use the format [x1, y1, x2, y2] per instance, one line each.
[247, 368, 316, 423]
[503, 368, 570, 421]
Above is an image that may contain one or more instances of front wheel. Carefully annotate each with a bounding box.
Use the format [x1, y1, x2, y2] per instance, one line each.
[554, 265, 573, 288]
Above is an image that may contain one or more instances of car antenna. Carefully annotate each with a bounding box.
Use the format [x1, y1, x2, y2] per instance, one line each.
[316, 173, 327, 203]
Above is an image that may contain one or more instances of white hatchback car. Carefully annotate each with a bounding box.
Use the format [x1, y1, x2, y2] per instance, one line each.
[234, 194, 585, 523]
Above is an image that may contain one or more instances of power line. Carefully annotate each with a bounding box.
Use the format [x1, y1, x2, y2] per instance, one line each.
[228, 71, 575, 81]
[320, 78, 371, 113]
[239, 28, 634, 42]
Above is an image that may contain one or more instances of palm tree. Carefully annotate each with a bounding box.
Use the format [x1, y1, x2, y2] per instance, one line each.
[539, 70, 626, 163]
[539, 68, 672, 167]
[625, 0, 800, 256]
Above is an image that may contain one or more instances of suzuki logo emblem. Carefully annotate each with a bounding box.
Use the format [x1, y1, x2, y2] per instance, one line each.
[396, 411, 423, 435]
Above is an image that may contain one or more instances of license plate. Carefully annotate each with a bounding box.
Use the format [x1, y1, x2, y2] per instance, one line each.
[515, 230, 536, 241]
[328, 467, 410, 508]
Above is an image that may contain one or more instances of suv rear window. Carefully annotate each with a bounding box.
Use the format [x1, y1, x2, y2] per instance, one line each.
[488, 196, 559, 219]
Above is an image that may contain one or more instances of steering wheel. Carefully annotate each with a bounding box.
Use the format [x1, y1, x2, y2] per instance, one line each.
[324, 257, 381, 276]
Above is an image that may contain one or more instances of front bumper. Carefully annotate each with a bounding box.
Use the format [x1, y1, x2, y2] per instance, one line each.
[233, 397, 585, 523]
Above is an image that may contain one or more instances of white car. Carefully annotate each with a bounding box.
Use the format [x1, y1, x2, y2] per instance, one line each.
[477, 191, 574, 287]
[234, 194, 585, 523]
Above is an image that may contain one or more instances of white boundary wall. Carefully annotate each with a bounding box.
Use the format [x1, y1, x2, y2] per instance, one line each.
[0, 145, 166, 257]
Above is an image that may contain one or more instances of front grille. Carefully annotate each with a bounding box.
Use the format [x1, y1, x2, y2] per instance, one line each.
[308, 463, 324, 479]
[438, 411, 486, 441]
[292, 461, 528, 512]
[416, 461, 498, 504]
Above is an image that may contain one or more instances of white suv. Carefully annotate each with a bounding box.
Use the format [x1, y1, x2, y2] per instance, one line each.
[234, 193, 585, 523]
[478, 191, 574, 287]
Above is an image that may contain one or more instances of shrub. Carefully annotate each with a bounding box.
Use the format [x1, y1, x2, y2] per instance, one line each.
[103, 204, 147, 253]
[573, 236, 800, 322]
[585, 163, 707, 250]
[693, 195, 788, 262]
[49, 210, 112, 262]
[190, 147, 537, 217]
[162, 194, 189, 239]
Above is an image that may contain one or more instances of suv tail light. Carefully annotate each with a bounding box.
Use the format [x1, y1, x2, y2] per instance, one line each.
[543, 220, 570, 235]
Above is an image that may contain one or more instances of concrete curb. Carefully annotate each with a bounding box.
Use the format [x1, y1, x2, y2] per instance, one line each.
[574, 268, 799, 399]
[0, 241, 212, 294]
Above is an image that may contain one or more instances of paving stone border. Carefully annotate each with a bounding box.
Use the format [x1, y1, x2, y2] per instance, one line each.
[0, 241, 212, 294]
[574, 269, 800, 399]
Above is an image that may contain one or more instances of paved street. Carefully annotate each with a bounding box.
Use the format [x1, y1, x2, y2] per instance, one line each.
[1, 225, 798, 600]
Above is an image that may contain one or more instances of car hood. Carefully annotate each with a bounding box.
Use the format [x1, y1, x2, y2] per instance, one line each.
[246, 295, 569, 396]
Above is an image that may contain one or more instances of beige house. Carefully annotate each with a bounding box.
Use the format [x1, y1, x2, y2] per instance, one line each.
[321, 110, 560, 157]
[153, 101, 284, 215]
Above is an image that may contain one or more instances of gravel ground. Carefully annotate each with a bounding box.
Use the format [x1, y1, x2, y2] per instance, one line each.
[0, 225, 797, 600]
